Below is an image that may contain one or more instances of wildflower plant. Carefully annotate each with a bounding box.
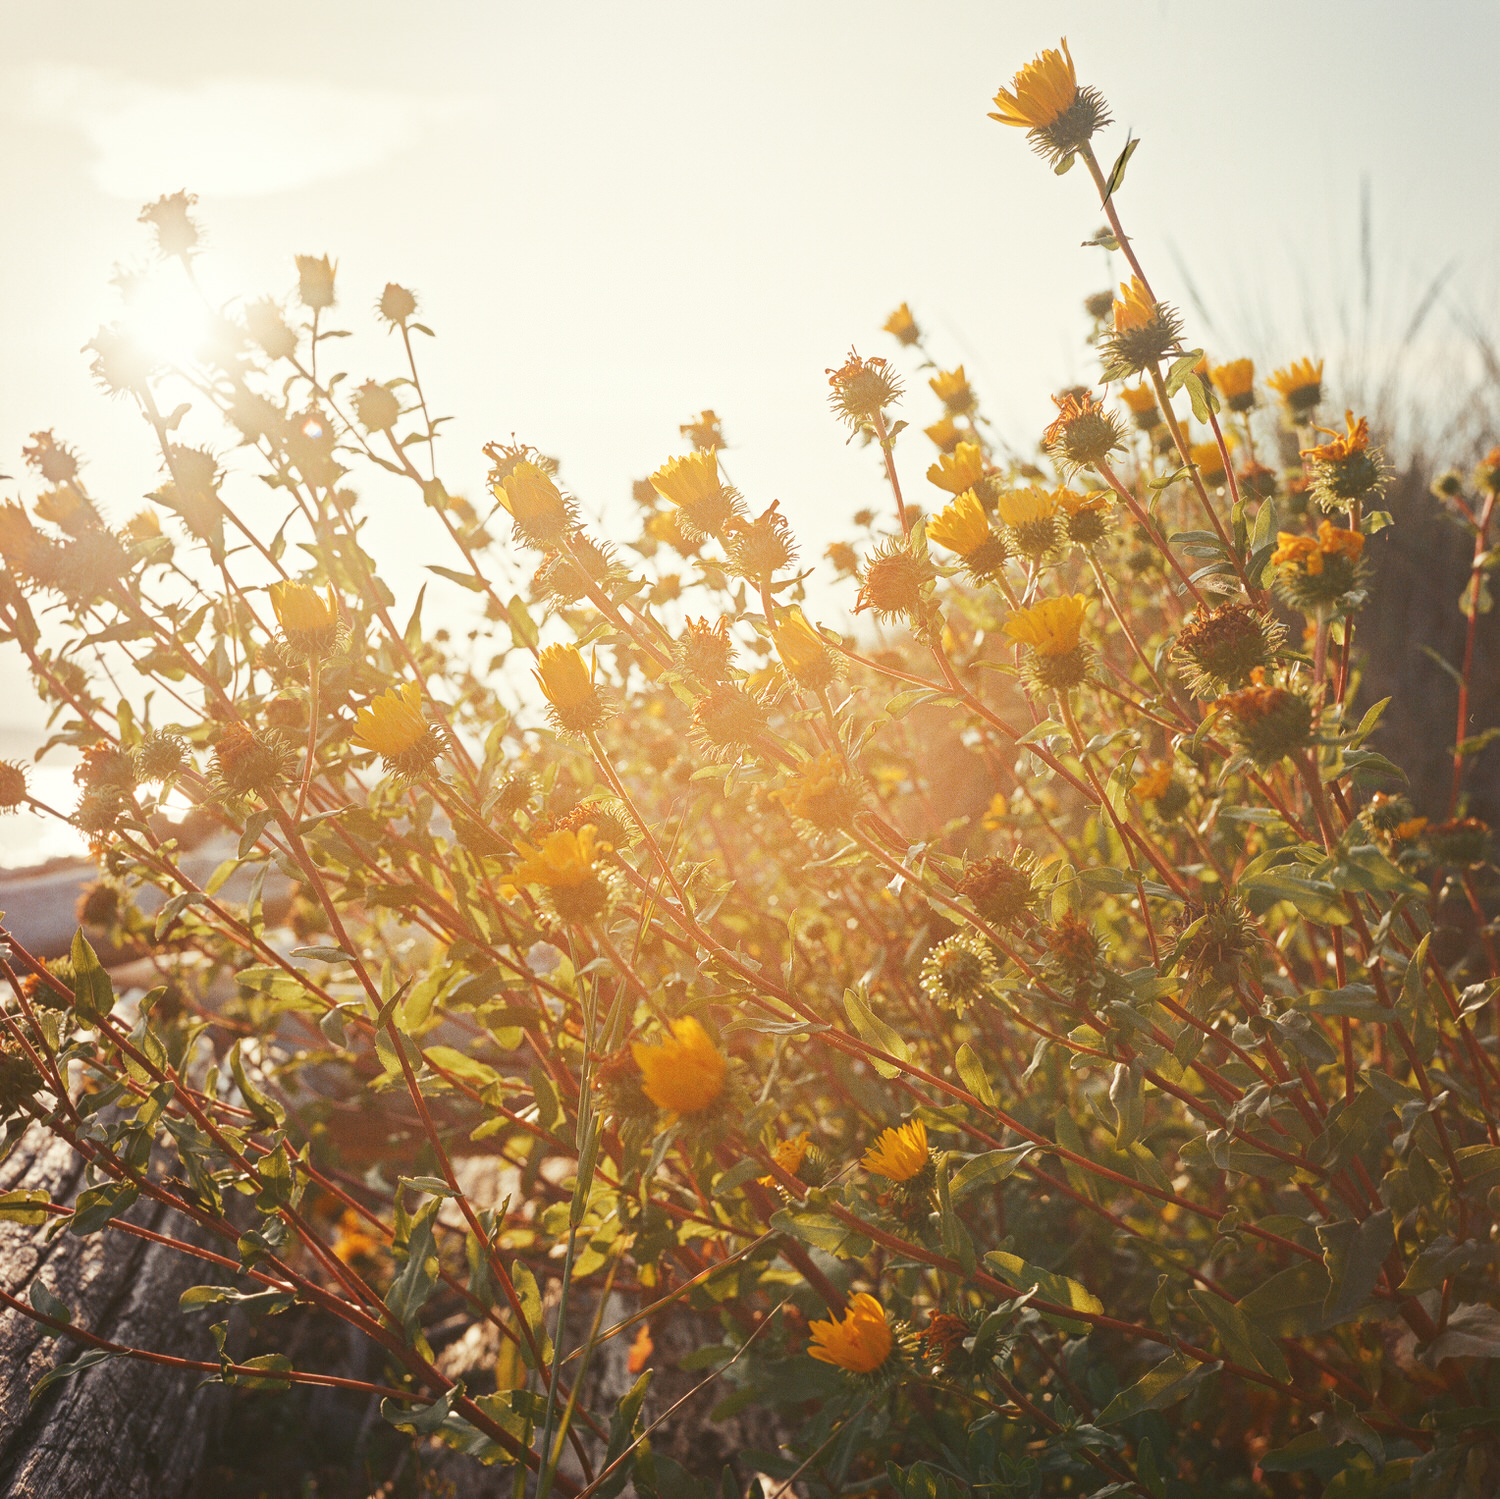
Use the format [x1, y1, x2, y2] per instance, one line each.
[2, 39, 1500, 1499]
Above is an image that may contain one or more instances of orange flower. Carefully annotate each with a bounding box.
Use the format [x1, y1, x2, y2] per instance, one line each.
[631, 1017, 727, 1117]
[1301, 410, 1370, 464]
[808, 1294, 894, 1374]
[862, 1119, 929, 1182]
[989, 39, 1078, 130]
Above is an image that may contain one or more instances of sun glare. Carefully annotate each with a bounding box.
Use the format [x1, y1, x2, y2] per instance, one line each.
[121, 271, 213, 367]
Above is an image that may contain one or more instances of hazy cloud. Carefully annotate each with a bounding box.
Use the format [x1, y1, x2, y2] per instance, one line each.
[10, 64, 488, 197]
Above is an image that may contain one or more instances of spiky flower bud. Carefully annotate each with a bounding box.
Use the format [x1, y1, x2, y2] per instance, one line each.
[1217, 673, 1314, 767]
[1173, 602, 1283, 695]
[1043, 389, 1126, 474]
[773, 750, 862, 831]
[855, 540, 932, 623]
[919, 934, 998, 1016]
[138, 191, 201, 260]
[1270, 521, 1366, 612]
[958, 853, 1037, 926]
[679, 616, 736, 683]
[827, 349, 903, 431]
[1100, 279, 1185, 379]
[0, 759, 28, 812]
[353, 379, 401, 434]
[377, 282, 418, 325]
[1301, 410, 1383, 508]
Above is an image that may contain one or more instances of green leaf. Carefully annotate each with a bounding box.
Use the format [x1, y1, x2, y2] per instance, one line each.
[291, 945, 353, 964]
[69, 929, 114, 1022]
[426, 564, 487, 593]
[0, 1189, 52, 1225]
[1237, 1258, 1333, 1338]
[1101, 134, 1140, 201]
[228, 1039, 285, 1128]
[423, 1045, 500, 1088]
[383, 1380, 465, 1435]
[983, 1250, 1102, 1333]
[1318, 1210, 1394, 1327]
[510, 1259, 554, 1371]
[28, 1279, 73, 1328]
[841, 988, 910, 1079]
[385, 1198, 442, 1341]
[31, 1347, 116, 1401]
[154, 890, 213, 940]
[1455, 726, 1500, 757]
[770, 1207, 871, 1260]
[1187, 1289, 1288, 1382]
[1096, 1351, 1218, 1424]
[225, 1352, 294, 1389]
[1240, 868, 1350, 924]
[950, 1145, 1035, 1203]
[507, 594, 539, 650]
[1251, 496, 1277, 552]
[954, 1042, 995, 1107]
[69, 1181, 139, 1236]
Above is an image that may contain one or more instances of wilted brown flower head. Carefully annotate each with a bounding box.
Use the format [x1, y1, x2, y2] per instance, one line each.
[377, 282, 418, 325]
[138, 191, 201, 260]
[22, 431, 81, 485]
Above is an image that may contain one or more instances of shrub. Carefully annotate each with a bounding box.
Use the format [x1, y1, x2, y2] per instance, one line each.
[2, 38, 1499, 1499]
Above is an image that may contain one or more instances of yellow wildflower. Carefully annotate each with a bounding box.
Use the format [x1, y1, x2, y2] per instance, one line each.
[1112, 277, 1157, 334]
[331, 1208, 381, 1267]
[1270, 532, 1323, 575]
[774, 609, 835, 690]
[929, 366, 975, 416]
[1266, 357, 1324, 414]
[1133, 762, 1174, 802]
[1191, 440, 1227, 486]
[269, 580, 336, 639]
[926, 441, 985, 495]
[33, 486, 90, 533]
[924, 416, 962, 453]
[124, 509, 162, 542]
[807, 1293, 894, 1375]
[1118, 383, 1158, 415]
[631, 1017, 727, 1117]
[988, 39, 1078, 130]
[862, 1118, 929, 1182]
[1301, 410, 1370, 464]
[1054, 488, 1109, 519]
[925, 491, 991, 558]
[535, 643, 605, 733]
[1271, 520, 1364, 580]
[353, 682, 443, 779]
[995, 486, 1056, 528]
[510, 824, 608, 890]
[354, 682, 428, 759]
[679, 409, 725, 452]
[758, 1131, 811, 1187]
[1003, 594, 1089, 657]
[883, 303, 920, 346]
[650, 450, 722, 507]
[1394, 816, 1429, 841]
[494, 458, 569, 542]
[1212, 359, 1255, 402]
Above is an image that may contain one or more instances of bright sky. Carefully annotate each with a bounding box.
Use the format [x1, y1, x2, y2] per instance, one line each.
[2, 0, 1497, 862]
